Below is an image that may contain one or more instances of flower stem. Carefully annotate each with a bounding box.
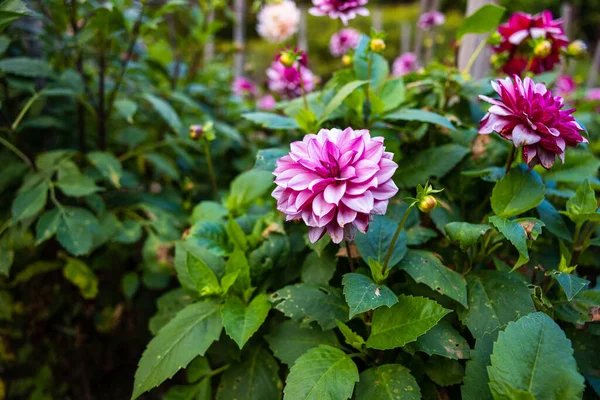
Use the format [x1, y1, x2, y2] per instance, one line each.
[382, 204, 414, 273]
[204, 140, 220, 201]
[298, 64, 309, 110]
[345, 239, 355, 272]
[461, 39, 487, 77]
[364, 52, 373, 125]
[0, 136, 33, 169]
[505, 145, 517, 175]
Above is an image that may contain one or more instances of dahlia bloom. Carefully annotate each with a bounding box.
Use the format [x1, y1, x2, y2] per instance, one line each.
[329, 28, 361, 57]
[258, 94, 276, 110]
[257, 0, 300, 43]
[232, 77, 257, 97]
[417, 11, 445, 31]
[554, 75, 575, 99]
[392, 52, 419, 76]
[272, 128, 398, 244]
[309, 0, 369, 25]
[479, 76, 587, 169]
[492, 11, 568, 75]
[266, 52, 314, 99]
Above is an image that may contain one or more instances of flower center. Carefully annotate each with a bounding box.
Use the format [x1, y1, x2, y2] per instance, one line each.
[320, 160, 340, 178]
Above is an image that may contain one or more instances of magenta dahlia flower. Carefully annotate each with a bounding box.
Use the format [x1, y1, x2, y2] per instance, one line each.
[417, 11, 445, 31]
[266, 52, 314, 99]
[232, 77, 257, 97]
[309, 0, 369, 25]
[272, 128, 398, 244]
[392, 52, 419, 77]
[492, 11, 568, 75]
[554, 75, 575, 99]
[479, 76, 587, 169]
[329, 28, 361, 57]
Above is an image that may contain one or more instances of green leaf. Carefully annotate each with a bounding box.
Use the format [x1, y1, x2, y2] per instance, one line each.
[354, 216, 408, 268]
[146, 153, 180, 180]
[398, 250, 467, 307]
[164, 378, 211, 400]
[242, 112, 299, 129]
[216, 347, 282, 400]
[11, 179, 47, 222]
[488, 312, 585, 400]
[461, 333, 496, 400]
[425, 357, 465, 386]
[188, 221, 229, 256]
[56, 207, 100, 256]
[491, 165, 545, 218]
[186, 356, 211, 383]
[88, 151, 122, 188]
[457, 4, 506, 39]
[301, 250, 336, 286]
[355, 364, 420, 400]
[0, 236, 13, 277]
[132, 300, 222, 400]
[564, 179, 598, 223]
[354, 35, 389, 89]
[367, 295, 451, 350]
[318, 80, 368, 124]
[225, 247, 252, 299]
[536, 200, 572, 241]
[226, 218, 248, 251]
[144, 93, 183, 134]
[0, 57, 52, 77]
[379, 78, 406, 113]
[415, 320, 471, 360]
[122, 272, 140, 300]
[191, 201, 228, 224]
[270, 284, 349, 330]
[266, 320, 339, 365]
[489, 216, 529, 269]
[543, 149, 600, 183]
[0, 290, 12, 320]
[222, 294, 271, 349]
[0, 0, 32, 29]
[384, 109, 456, 131]
[114, 98, 138, 123]
[227, 170, 274, 212]
[35, 208, 61, 244]
[148, 289, 197, 335]
[254, 148, 288, 172]
[335, 320, 365, 351]
[56, 173, 103, 197]
[187, 253, 221, 296]
[341, 273, 397, 318]
[394, 144, 468, 188]
[459, 270, 535, 339]
[444, 222, 491, 251]
[63, 257, 98, 299]
[295, 108, 318, 133]
[555, 290, 600, 324]
[283, 345, 358, 400]
[548, 271, 589, 301]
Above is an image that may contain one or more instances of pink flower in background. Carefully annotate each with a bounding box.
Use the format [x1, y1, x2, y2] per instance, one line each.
[492, 11, 568, 75]
[309, 0, 369, 25]
[329, 28, 361, 57]
[232, 77, 257, 97]
[392, 52, 420, 76]
[272, 128, 398, 243]
[586, 88, 600, 101]
[266, 52, 314, 99]
[417, 11, 445, 31]
[554, 75, 576, 98]
[479, 76, 587, 169]
[258, 94, 276, 110]
[257, 0, 300, 43]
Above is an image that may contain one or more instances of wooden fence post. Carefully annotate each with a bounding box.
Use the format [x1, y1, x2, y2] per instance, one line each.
[298, 4, 308, 51]
[233, 0, 246, 78]
[587, 41, 600, 88]
[372, 7, 383, 32]
[423, 0, 440, 64]
[457, 0, 495, 79]
[401, 22, 411, 54]
[203, 8, 215, 62]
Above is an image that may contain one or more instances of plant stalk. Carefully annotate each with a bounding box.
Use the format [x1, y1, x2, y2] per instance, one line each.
[382, 204, 414, 273]
[505, 145, 517, 175]
[204, 141, 220, 201]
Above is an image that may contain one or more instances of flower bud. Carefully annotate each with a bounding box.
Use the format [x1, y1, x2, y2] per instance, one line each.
[279, 52, 294, 67]
[369, 38, 386, 53]
[189, 124, 203, 140]
[342, 54, 352, 66]
[533, 40, 552, 58]
[487, 32, 502, 46]
[567, 40, 587, 58]
[417, 195, 437, 213]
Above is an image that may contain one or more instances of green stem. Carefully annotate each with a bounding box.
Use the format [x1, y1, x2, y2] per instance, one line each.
[0, 136, 33, 168]
[345, 239, 355, 272]
[208, 364, 230, 377]
[0, 218, 11, 236]
[461, 39, 487, 77]
[298, 64, 309, 110]
[204, 141, 220, 201]
[382, 204, 414, 273]
[118, 138, 190, 161]
[12, 92, 42, 131]
[505, 145, 517, 175]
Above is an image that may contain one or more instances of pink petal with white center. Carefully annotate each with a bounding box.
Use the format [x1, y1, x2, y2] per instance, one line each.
[538, 148, 556, 169]
[352, 159, 380, 183]
[324, 182, 346, 205]
[313, 193, 335, 217]
[337, 204, 357, 227]
[371, 179, 398, 200]
[512, 124, 540, 147]
[308, 226, 326, 243]
[375, 158, 398, 183]
[288, 172, 321, 190]
[342, 192, 374, 214]
[352, 213, 370, 233]
[346, 177, 378, 196]
[327, 223, 344, 243]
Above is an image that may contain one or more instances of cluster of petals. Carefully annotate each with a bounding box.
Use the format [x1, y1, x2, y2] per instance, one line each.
[232, 77, 257, 97]
[492, 11, 568, 75]
[479, 75, 587, 169]
[309, 0, 369, 25]
[266, 52, 314, 99]
[417, 11, 445, 31]
[257, 0, 300, 43]
[329, 28, 361, 57]
[272, 128, 398, 244]
[392, 52, 420, 77]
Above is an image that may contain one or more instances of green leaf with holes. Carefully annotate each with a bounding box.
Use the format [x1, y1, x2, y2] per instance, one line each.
[56, 207, 101, 256]
[341, 273, 397, 318]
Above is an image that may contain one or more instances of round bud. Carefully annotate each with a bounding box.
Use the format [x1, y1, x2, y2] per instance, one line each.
[567, 40, 587, 58]
[533, 40, 552, 58]
[189, 124, 203, 140]
[279, 52, 294, 67]
[342, 54, 352, 66]
[369, 38, 386, 53]
[487, 32, 502, 46]
[417, 195, 437, 213]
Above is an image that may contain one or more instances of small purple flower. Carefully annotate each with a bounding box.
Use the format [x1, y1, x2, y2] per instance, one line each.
[266, 52, 315, 99]
[329, 28, 361, 57]
[417, 11, 445, 31]
[309, 0, 370, 25]
[392, 52, 419, 76]
[272, 128, 398, 244]
[232, 77, 257, 97]
[258, 94, 276, 110]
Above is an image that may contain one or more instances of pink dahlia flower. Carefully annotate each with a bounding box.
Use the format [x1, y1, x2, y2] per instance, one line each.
[479, 76, 587, 169]
[492, 11, 568, 75]
[329, 28, 361, 57]
[309, 0, 369, 25]
[585, 88, 600, 102]
[266, 52, 314, 99]
[392, 52, 420, 76]
[257, 0, 300, 43]
[232, 77, 257, 97]
[272, 128, 398, 244]
[258, 94, 276, 110]
[554, 75, 576, 99]
[417, 11, 445, 31]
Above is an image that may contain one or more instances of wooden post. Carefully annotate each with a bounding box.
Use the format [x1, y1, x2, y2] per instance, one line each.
[587, 41, 600, 88]
[298, 4, 308, 51]
[401, 22, 411, 54]
[561, 3, 573, 40]
[372, 7, 383, 32]
[203, 8, 215, 62]
[233, 0, 246, 78]
[457, 0, 495, 79]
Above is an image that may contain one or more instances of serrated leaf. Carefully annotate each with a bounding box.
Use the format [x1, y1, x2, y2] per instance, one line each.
[335, 320, 365, 351]
[191, 201, 228, 224]
[242, 112, 299, 129]
[283, 345, 358, 400]
[88, 151, 122, 188]
[186, 356, 211, 383]
[132, 300, 222, 400]
[461, 333, 497, 400]
[318, 80, 368, 124]
[225, 247, 252, 299]
[187, 252, 221, 296]
[56, 173, 103, 197]
[222, 294, 271, 349]
[144, 93, 183, 134]
[227, 169, 274, 212]
[444, 222, 491, 251]
[491, 165, 545, 218]
[301, 250, 336, 286]
[355, 364, 420, 400]
[394, 144, 468, 188]
[564, 179, 598, 224]
[398, 250, 467, 307]
[384, 109, 456, 131]
[457, 4, 505, 39]
[367, 295, 451, 350]
[148, 289, 197, 335]
[354, 35, 389, 89]
[425, 357, 465, 386]
[555, 290, 600, 324]
[536, 199, 572, 242]
[35, 208, 61, 244]
[354, 216, 408, 269]
[548, 271, 589, 301]
[254, 148, 288, 172]
[164, 378, 211, 400]
[543, 149, 600, 183]
[56, 207, 100, 256]
[488, 312, 585, 400]
[0, 57, 52, 77]
[489, 215, 529, 269]
[63, 257, 98, 299]
[415, 320, 471, 360]
[379, 78, 406, 113]
[341, 273, 397, 318]
[11, 179, 47, 222]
